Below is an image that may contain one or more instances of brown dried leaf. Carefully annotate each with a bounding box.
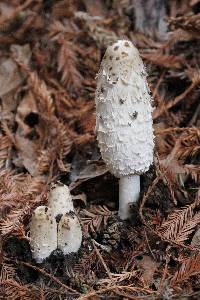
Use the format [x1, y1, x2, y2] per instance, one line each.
[0, 44, 31, 97]
[70, 162, 108, 190]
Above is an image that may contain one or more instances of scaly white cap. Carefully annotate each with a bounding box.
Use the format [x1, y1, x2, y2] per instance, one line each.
[95, 40, 154, 178]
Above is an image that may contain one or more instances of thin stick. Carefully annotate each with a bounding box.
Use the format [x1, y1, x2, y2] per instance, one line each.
[157, 253, 170, 294]
[77, 284, 155, 300]
[144, 229, 156, 260]
[6, 258, 80, 296]
[153, 82, 195, 119]
[92, 239, 113, 281]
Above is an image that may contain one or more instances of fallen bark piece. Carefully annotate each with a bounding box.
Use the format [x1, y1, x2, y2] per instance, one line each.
[57, 211, 82, 255]
[29, 206, 57, 263]
[95, 40, 154, 220]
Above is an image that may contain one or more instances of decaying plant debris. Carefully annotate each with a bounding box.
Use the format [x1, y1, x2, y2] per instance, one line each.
[0, 0, 199, 299]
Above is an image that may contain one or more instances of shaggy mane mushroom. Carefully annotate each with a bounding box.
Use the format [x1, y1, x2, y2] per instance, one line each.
[95, 40, 154, 220]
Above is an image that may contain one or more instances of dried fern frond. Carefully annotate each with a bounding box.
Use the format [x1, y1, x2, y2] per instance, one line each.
[73, 248, 97, 276]
[80, 205, 116, 236]
[165, 29, 199, 49]
[158, 127, 200, 162]
[0, 134, 12, 170]
[170, 13, 200, 34]
[0, 171, 44, 218]
[36, 149, 54, 175]
[0, 279, 38, 300]
[75, 11, 118, 48]
[158, 204, 200, 243]
[17, 175, 46, 197]
[36, 119, 72, 174]
[153, 81, 197, 119]
[0, 262, 16, 282]
[21, 76, 72, 176]
[170, 253, 200, 286]
[155, 127, 198, 135]
[0, 169, 48, 238]
[38, 284, 68, 300]
[0, 205, 30, 237]
[98, 271, 137, 285]
[142, 52, 184, 69]
[53, 120, 73, 159]
[49, 19, 75, 38]
[0, 171, 24, 217]
[176, 132, 200, 160]
[28, 72, 54, 120]
[57, 39, 83, 92]
[1, 122, 16, 148]
[183, 164, 200, 182]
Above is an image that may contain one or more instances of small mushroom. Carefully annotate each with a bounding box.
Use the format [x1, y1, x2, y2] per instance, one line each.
[29, 206, 57, 263]
[29, 183, 82, 261]
[49, 182, 82, 254]
[57, 211, 82, 255]
[95, 40, 154, 220]
[48, 182, 74, 218]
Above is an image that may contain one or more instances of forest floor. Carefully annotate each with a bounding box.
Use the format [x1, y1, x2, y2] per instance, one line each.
[0, 1, 200, 299]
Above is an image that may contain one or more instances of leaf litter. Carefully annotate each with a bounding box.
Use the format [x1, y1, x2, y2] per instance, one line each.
[0, 0, 200, 299]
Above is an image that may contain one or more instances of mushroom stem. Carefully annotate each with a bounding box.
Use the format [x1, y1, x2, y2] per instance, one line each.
[119, 175, 140, 220]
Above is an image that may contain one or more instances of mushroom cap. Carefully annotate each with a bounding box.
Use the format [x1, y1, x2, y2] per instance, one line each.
[32, 205, 48, 220]
[29, 206, 57, 263]
[99, 40, 145, 85]
[48, 182, 74, 218]
[95, 40, 154, 177]
[103, 40, 139, 62]
[57, 212, 82, 255]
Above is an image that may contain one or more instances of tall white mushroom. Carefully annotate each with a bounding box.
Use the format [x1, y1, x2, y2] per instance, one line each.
[29, 206, 57, 263]
[95, 40, 154, 220]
